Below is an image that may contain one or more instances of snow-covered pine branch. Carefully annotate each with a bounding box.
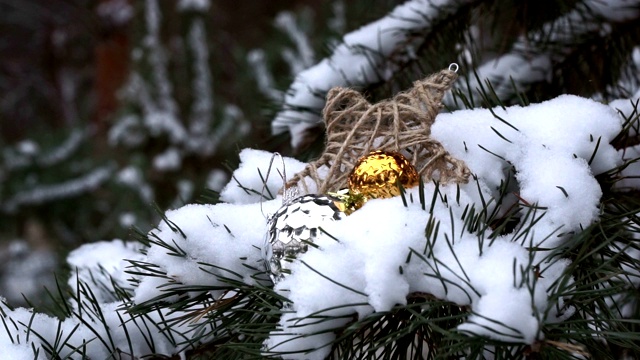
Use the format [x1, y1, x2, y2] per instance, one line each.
[248, 6, 325, 103]
[275, 11, 316, 75]
[271, 0, 475, 149]
[1, 129, 88, 173]
[453, 0, 640, 105]
[247, 49, 284, 102]
[185, 18, 215, 155]
[2, 165, 114, 213]
[177, 0, 210, 13]
[109, 0, 249, 173]
[1, 94, 639, 359]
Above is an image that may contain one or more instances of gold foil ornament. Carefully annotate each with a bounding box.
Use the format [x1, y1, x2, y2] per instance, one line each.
[326, 189, 365, 215]
[348, 150, 419, 202]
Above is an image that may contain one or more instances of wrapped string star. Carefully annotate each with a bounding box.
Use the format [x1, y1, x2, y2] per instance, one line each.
[285, 65, 471, 195]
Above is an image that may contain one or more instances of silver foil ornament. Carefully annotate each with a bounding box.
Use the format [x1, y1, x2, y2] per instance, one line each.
[264, 194, 343, 284]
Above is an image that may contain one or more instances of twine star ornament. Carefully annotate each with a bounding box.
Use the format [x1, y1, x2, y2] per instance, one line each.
[286, 66, 471, 195]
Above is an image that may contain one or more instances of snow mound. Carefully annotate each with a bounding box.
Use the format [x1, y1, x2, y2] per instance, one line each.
[131, 96, 625, 358]
[2, 95, 631, 359]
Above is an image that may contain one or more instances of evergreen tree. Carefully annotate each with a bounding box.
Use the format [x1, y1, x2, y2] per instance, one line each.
[1, 0, 639, 359]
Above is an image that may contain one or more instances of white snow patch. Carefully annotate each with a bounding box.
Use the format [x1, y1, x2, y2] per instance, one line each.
[67, 239, 143, 301]
[177, 0, 210, 12]
[219, 148, 310, 204]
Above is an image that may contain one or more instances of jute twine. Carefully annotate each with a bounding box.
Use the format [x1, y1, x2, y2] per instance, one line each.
[285, 67, 471, 195]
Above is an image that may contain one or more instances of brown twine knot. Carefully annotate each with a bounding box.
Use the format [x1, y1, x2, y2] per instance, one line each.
[285, 67, 470, 195]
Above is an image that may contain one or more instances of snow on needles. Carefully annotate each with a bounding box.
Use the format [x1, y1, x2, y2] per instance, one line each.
[453, 0, 640, 104]
[0, 240, 198, 359]
[139, 95, 620, 358]
[271, 0, 472, 148]
[261, 96, 623, 358]
[0, 95, 631, 359]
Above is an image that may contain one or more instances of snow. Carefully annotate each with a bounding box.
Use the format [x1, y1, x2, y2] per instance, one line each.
[109, 0, 249, 168]
[96, 0, 134, 25]
[1, 0, 638, 357]
[185, 19, 215, 155]
[0, 240, 208, 358]
[219, 148, 310, 204]
[248, 49, 282, 101]
[116, 165, 155, 202]
[119, 211, 137, 227]
[16, 140, 38, 156]
[1, 94, 636, 358]
[38, 129, 87, 167]
[206, 168, 229, 192]
[2, 129, 87, 172]
[133, 201, 280, 304]
[153, 147, 182, 171]
[271, 0, 473, 148]
[610, 89, 640, 121]
[132, 95, 626, 358]
[452, 0, 640, 106]
[434, 95, 622, 250]
[0, 297, 201, 359]
[328, 0, 346, 34]
[2, 165, 114, 213]
[269, 0, 639, 150]
[177, 0, 210, 12]
[0, 338, 33, 360]
[67, 239, 143, 302]
[275, 11, 315, 74]
[0, 241, 57, 306]
[604, 90, 640, 190]
[248, 7, 318, 102]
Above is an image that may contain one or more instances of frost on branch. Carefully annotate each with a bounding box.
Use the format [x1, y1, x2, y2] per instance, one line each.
[248, 1, 347, 104]
[248, 6, 322, 103]
[2, 165, 114, 213]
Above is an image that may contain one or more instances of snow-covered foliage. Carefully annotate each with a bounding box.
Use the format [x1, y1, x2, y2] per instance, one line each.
[2, 166, 114, 213]
[454, 0, 640, 105]
[248, 1, 346, 104]
[67, 239, 143, 302]
[0, 238, 209, 358]
[0, 129, 108, 214]
[177, 0, 210, 12]
[0, 240, 57, 306]
[128, 96, 640, 358]
[2, 0, 640, 358]
[258, 95, 628, 358]
[96, 0, 134, 25]
[3, 94, 637, 359]
[0, 296, 202, 359]
[269, 0, 640, 150]
[109, 0, 249, 172]
[271, 0, 473, 148]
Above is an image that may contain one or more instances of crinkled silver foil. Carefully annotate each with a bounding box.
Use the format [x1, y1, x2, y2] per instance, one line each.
[264, 195, 343, 284]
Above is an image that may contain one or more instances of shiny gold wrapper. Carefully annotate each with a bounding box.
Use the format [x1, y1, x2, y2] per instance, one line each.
[327, 189, 365, 215]
[348, 150, 419, 200]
